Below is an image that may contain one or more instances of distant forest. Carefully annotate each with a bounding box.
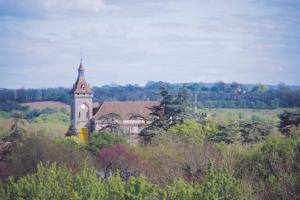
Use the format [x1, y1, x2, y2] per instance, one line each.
[1, 81, 300, 109]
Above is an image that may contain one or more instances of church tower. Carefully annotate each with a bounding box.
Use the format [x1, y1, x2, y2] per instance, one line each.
[70, 61, 93, 134]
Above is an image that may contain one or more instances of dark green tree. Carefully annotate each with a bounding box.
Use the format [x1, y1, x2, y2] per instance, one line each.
[278, 110, 300, 137]
[87, 131, 126, 156]
[8, 112, 26, 141]
[209, 120, 240, 144]
[200, 164, 242, 200]
[65, 123, 77, 137]
[98, 112, 122, 134]
[141, 85, 192, 142]
[239, 121, 272, 143]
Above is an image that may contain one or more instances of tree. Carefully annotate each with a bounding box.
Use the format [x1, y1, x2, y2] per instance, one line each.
[209, 120, 240, 143]
[239, 121, 272, 143]
[125, 176, 160, 200]
[278, 110, 300, 137]
[141, 85, 192, 142]
[200, 164, 242, 200]
[65, 123, 77, 137]
[211, 81, 227, 92]
[235, 135, 299, 200]
[7, 135, 91, 178]
[251, 83, 267, 92]
[99, 144, 144, 179]
[8, 112, 26, 141]
[168, 119, 207, 144]
[164, 178, 195, 200]
[4, 163, 105, 200]
[98, 112, 122, 134]
[87, 131, 126, 156]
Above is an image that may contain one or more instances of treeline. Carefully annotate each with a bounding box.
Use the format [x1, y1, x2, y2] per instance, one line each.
[1, 81, 300, 108]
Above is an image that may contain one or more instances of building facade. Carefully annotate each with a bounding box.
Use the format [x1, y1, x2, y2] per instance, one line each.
[70, 62, 159, 145]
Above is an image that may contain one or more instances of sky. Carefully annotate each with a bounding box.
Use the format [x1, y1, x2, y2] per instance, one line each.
[0, 0, 299, 88]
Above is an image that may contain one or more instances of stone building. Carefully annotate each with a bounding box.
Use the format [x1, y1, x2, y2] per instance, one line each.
[70, 62, 159, 145]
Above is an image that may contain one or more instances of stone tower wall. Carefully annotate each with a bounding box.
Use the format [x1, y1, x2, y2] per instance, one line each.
[70, 93, 93, 133]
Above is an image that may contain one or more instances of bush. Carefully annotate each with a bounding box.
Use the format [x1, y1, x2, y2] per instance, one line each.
[235, 134, 299, 199]
[209, 120, 240, 143]
[239, 121, 273, 143]
[164, 178, 195, 200]
[278, 109, 300, 137]
[200, 164, 242, 200]
[32, 112, 69, 126]
[6, 135, 91, 178]
[2, 163, 159, 200]
[87, 131, 127, 155]
[168, 119, 208, 144]
[99, 144, 146, 179]
[1, 162, 245, 200]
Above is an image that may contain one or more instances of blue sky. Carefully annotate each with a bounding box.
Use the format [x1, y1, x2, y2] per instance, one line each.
[0, 0, 299, 88]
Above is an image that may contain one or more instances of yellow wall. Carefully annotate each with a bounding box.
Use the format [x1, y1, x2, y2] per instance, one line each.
[79, 128, 88, 143]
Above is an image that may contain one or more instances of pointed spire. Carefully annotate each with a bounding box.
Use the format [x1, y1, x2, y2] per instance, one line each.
[78, 48, 85, 76]
[80, 47, 83, 64]
[78, 62, 85, 72]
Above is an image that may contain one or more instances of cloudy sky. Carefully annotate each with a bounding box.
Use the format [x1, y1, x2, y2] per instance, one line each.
[0, 0, 299, 88]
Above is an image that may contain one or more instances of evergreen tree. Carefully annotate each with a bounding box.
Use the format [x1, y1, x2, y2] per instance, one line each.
[141, 84, 191, 142]
[8, 112, 26, 141]
[65, 123, 77, 137]
[278, 110, 300, 137]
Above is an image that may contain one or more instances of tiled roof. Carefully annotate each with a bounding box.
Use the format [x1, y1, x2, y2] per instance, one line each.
[70, 62, 93, 94]
[70, 76, 93, 94]
[93, 101, 160, 120]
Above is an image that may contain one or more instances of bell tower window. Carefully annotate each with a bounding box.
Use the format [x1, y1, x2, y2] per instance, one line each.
[81, 84, 85, 91]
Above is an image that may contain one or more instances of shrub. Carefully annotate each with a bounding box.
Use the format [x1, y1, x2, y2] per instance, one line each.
[168, 119, 207, 144]
[278, 109, 300, 137]
[235, 134, 299, 199]
[99, 144, 145, 179]
[87, 131, 126, 156]
[164, 178, 195, 200]
[209, 120, 240, 143]
[7, 135, 91, 178]
[200, 164, 243, 200]
[1, 163, 160, 200]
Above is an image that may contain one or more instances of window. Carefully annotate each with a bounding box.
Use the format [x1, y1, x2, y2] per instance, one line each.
[79, 112, 81, 118]
[81, 84, 85, 91]
[86, 112, 89, 119]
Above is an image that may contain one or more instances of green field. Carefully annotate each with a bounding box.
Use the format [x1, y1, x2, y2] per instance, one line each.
[0, 104, 296, 139]
[198, 108, 296, 125]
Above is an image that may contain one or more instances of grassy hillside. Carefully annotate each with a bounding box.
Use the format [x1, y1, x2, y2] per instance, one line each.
[0, 101, 70, 139]
[20, 101, 70, 112]
[198, 108, 293, 125]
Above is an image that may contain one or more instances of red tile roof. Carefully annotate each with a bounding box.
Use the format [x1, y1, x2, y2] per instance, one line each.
[70, 62, 93, 94]
[70, 76, 93, 94]
[93, 101, 160, 120]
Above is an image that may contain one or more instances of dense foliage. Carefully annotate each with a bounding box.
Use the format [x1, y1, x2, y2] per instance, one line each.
[0, 88, 299, 200]
[0, 162, 242, 200]
[87, 132, 127, 156]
